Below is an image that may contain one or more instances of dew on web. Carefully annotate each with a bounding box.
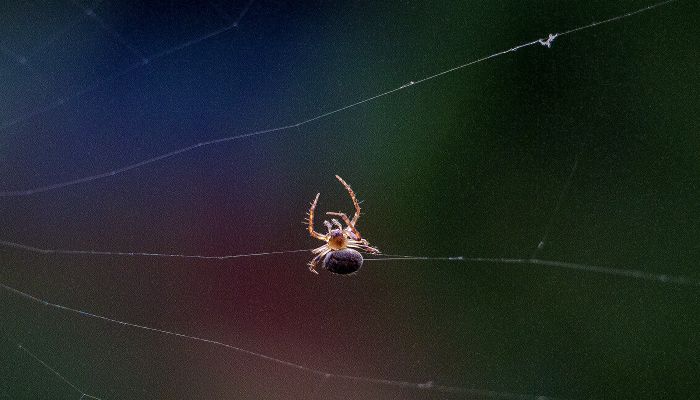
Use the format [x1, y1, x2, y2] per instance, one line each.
[0, 0, 697, 399]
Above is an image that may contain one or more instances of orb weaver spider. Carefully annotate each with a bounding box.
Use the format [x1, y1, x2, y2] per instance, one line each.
[306, 175, 380, 275]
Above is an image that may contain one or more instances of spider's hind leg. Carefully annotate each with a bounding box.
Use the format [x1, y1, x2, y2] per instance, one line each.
[347, 239, 380, 255]
[308, 253, 324, 274]
[359, 240, 381, 254]
[309, 245, 331, 274]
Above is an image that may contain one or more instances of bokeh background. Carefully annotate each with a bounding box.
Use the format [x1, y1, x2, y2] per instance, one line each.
[1, 1, 698, 399]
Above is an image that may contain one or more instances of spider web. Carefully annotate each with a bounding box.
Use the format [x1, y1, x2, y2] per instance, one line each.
[1, 1, 698, 399]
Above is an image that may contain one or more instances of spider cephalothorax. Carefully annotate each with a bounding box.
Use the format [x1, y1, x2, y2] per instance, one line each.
[306, 175, 380, 274]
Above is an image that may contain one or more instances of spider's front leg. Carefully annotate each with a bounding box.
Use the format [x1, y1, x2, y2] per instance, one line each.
[323, 220, 333, 234]
[335, 175, 362, 225]
[326, 211, 362, 240]
[330, 218, 343, 230]
[308, 193, 326, 240]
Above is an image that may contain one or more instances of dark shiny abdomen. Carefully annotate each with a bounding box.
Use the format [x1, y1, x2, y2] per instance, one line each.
[323, 249, 363, 275]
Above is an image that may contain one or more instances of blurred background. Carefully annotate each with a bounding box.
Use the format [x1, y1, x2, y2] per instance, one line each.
[0, 0, 698, 399]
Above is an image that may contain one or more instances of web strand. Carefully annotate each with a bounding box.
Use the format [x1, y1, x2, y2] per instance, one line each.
[0, 43, 52, 92]
[27, 0, 106, 59]
[0, 0, 680, 197]
[0, 0, 256, 133]
[0, 239, 311, 260]
[1, 282, 559, 400]
[366, 255, 700, 287]
[525, 3, 682, 262]
[233, 0, 257, 27]
[70, 0, 147, 61]
[531, 150, 582, 259]
[17, 344, 102, 400]
[2, 239, 697, 286]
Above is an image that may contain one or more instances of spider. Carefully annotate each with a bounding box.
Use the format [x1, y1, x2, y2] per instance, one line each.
[306, 175, 380, 275]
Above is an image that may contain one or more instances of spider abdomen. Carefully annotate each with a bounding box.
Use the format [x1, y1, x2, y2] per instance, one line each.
[323, 248, 363, 275]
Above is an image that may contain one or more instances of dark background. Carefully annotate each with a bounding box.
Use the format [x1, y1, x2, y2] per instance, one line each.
[1, 1, 698, 399]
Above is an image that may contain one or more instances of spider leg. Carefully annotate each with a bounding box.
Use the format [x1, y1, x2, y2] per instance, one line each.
[327, 211, 362, 240]
[335, 175, 361, 225]
[348, 239, 381, 255]
[308, 193, 326, 241]
[327, 218, 341, 230]
[323, 220, 333, 234]
[359, 241, 381, 254]
[308, 245, 331, 274]
[308, 256, 321, 274]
